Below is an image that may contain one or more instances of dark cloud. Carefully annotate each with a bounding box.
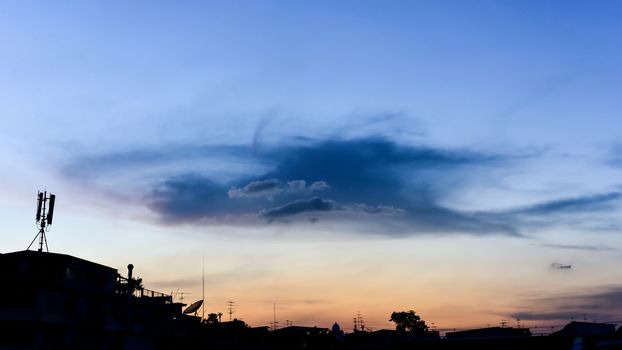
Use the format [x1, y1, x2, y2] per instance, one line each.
[511, 286, 622, 322]
[260, 197, 338, 220]
[148, 174, 256, 223]
[550, 262, 572, 269]
[137, 138, 519, 235]
[256, 138, 520, 234]
[148, 174, 228, 223]
[263, 138, 498, 206]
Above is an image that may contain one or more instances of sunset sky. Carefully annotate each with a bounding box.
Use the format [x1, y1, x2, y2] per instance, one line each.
[2, 0, 622, 332]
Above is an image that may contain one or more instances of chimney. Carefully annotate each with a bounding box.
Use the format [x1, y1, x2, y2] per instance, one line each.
[127, 264, 134, 294]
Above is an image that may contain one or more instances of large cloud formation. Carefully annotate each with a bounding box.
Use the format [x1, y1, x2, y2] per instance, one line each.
[63, 136, 622, 236]
[138, 137, 520, 235]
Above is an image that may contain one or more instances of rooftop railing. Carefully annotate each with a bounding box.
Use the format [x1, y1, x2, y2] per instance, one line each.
[115, 275, 173, 303]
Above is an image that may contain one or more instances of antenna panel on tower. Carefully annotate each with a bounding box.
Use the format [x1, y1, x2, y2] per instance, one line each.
[36, 192, 43, 221]
[47, 194, 56, 225]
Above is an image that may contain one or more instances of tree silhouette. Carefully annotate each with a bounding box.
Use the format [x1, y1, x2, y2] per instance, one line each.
[206, 313, 220, 324]
[390, 310, 428, 333]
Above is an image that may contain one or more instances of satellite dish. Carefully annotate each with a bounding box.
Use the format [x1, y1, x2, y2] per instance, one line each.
[183, 300, 203, 314]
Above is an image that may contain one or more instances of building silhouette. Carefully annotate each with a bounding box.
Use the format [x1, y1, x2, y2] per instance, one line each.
[0, 250, 199, 349]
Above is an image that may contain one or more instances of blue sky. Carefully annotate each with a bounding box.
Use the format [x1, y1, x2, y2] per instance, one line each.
[1, 0, 622, 330]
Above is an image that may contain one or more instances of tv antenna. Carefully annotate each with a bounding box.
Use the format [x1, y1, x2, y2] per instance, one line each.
[353, 311, 365, 331]
[227, 301, 235, 321]
[271, 302, 279, 330]
[27, 190, 56, 252]
[172, 289, 191, 303]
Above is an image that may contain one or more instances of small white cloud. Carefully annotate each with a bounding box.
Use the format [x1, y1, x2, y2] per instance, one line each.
[350, 203, 405, 216]
[286, 180, 329, 193]
[286, 180, 307, 192]
[228, 179, 283, 198]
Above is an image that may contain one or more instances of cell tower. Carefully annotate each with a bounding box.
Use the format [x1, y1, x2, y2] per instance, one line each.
[27, 190, 56, 252]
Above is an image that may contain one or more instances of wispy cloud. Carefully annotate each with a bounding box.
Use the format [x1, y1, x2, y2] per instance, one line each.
[495, 72, 578, 120]
[477, 190, 622, 233]
[510, 192, 622, 216]
[535, 243, 616, 252]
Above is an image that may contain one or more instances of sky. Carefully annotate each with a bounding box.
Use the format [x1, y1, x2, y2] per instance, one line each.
[1, 0, 622, 332]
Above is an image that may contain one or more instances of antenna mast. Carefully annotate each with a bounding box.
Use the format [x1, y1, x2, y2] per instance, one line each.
[27, 190, 56, 252]
[227, 301, 235, 321]
[273, 302, 278, 330]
